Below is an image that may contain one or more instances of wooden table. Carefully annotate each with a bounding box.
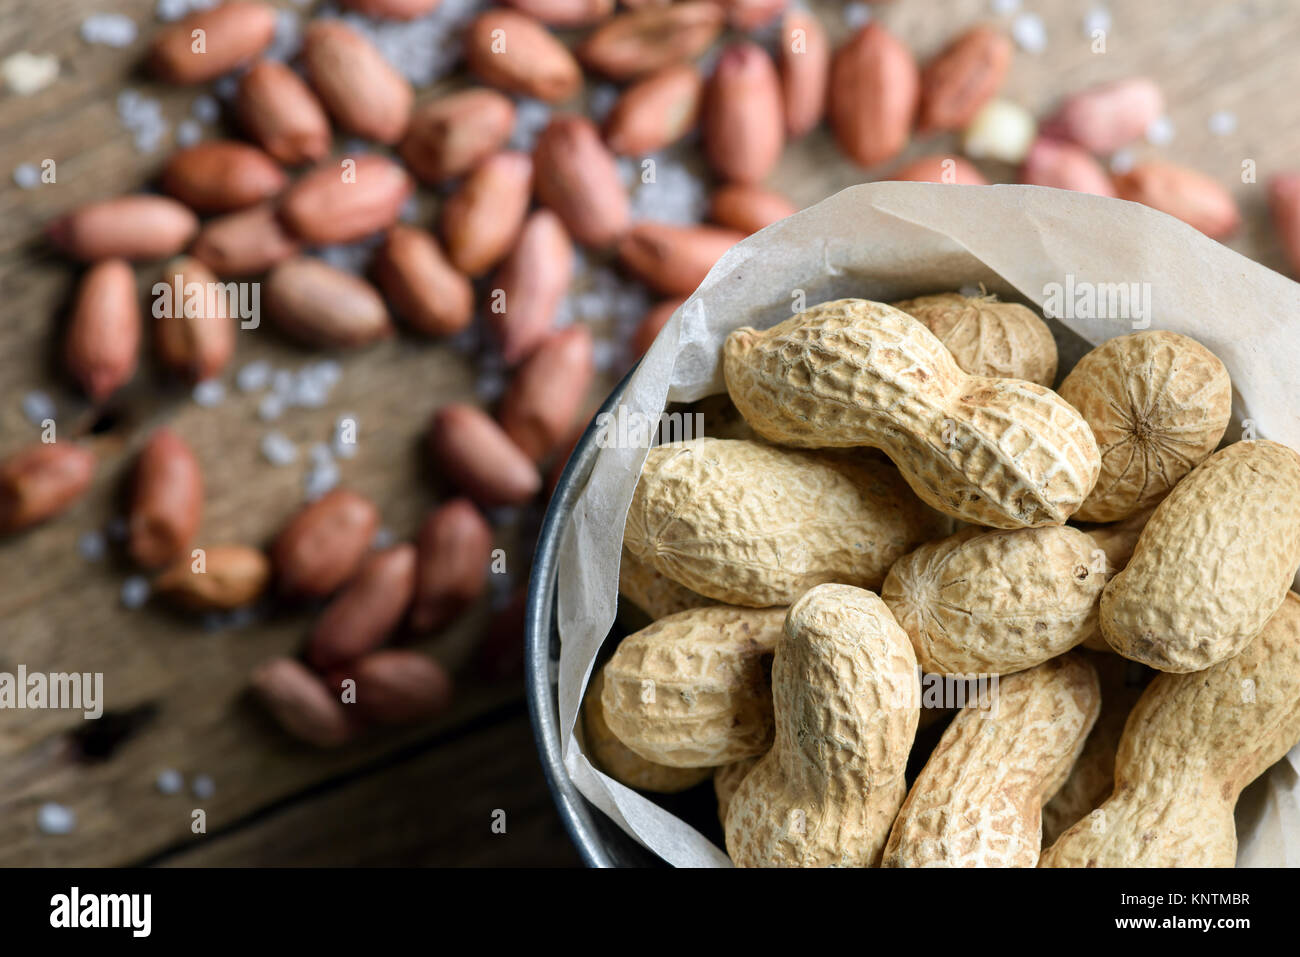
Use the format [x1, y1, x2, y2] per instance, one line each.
[1, 0, 1296, 867]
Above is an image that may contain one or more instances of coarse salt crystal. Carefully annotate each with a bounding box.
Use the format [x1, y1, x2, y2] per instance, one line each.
[1109, 148, 1136, 174]
[303, 460, 340, 501]
[175, 119, 202, 147]
[842, 2, 873, 27]
[1208, 111, 1237, 136]
[261, 431, 298, 466]
[81, 13, 139, 48]
[190, 93, 220, 123]
[156, 769, 183, 794]
[13, 163, 41, 189]
[237, 359, 272, 392]
[192, 774, 216, 799]
[78, 530, 107, 562]
[258, 393, 285, 421]
[1145, 115, 1175, 146]
[1011, 13, 1047, 54]
[1083, 6, 1111, 35]
[37, 802, 76, 835]
[121, 576, 152, 609]
[372, 527, 395, 549]
[21, 390, 55, 423]
[193, 379, 226, 407]
[992, 0, 1021, 14]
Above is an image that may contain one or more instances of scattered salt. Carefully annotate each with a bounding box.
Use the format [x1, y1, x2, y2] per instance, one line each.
[237, 359, 272, 392]
[592, 339, 617, 374]
[842, 2, 873, 28]
[308, 442, 334, 466]
[193, 379, 226, 407]
[37, 802, 76, 835]
[261, 431, 298, 466]
[1109, 148, 1136, 174]
[266, 8, 303, 62]
[1208, 111, 1237, 136]
[372, 527, 395, 549]
[1012, 13, 1048, 54]
[334, 0, 489, 88]
[258, 393, 286, 421]
[1146, 115, 1175, 146]
[78, 531, 107, 562]
[156, 0, 191, 22]
[121, 576, 152, 609]
[192, 774, 216, 800]
[81, 13, 139, 48]
[1083, 6, 1111, 36]
[509, 99, 553, 152]
[213, 74, 240, 101]
[156, 769, 183, 794]
[21, 390, 55, 423]
[12, 163, 43, 191]
[303, 459, 340, 501]
[190, 93, 220, 124]
[992, 0, 1021, 14]
[175, 119, 202, 147]
[586, 84, 620, 123]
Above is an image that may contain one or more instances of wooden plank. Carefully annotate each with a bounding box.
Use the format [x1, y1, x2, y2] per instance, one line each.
[2, 0, 1300, 867]
[153, 707, 581, 867]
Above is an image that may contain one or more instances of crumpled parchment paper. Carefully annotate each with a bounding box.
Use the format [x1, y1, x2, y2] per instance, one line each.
[553, 182, 1300, 868]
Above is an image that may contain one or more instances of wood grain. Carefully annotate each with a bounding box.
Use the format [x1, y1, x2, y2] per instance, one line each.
[1, 0, 1299, 866]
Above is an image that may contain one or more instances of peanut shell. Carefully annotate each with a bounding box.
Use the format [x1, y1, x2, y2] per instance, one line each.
[882, 653, 1100, 868]
[601, 605, 783, 767]
[624, 438, 948, 607]
[723, 299, 1101, 528]
[890, 292, 1057, 386]
[1058, 330, 1232, 523]
[882, 525, 1106, 675]
[1043, 592, 1300, 867]
[1100, 439, 1300, 672]
[725, 584, 919, 867]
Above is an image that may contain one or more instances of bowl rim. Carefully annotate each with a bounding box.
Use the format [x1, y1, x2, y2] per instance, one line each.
[524, 368, 662, 868]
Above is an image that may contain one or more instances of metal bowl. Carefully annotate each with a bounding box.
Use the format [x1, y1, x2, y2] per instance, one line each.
[524, 370, 664, 867]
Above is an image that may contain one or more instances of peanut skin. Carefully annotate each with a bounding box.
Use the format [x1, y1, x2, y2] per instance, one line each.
[723, 299, 1101, 528]
[270, 489, 380, 598]
[883, 653, 1100, 868]
[0, 443, 96, 534]
[128, 428, 204, 569]
[308, 544, 417, 670]
[601, 605, 783, 767]
[725, 585, 919, 867]
[155, 544, 271, 611]
[624, 438, 948, 607]
[1101, 440, 1300, 673]
[1043, 592, 1300, 867]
